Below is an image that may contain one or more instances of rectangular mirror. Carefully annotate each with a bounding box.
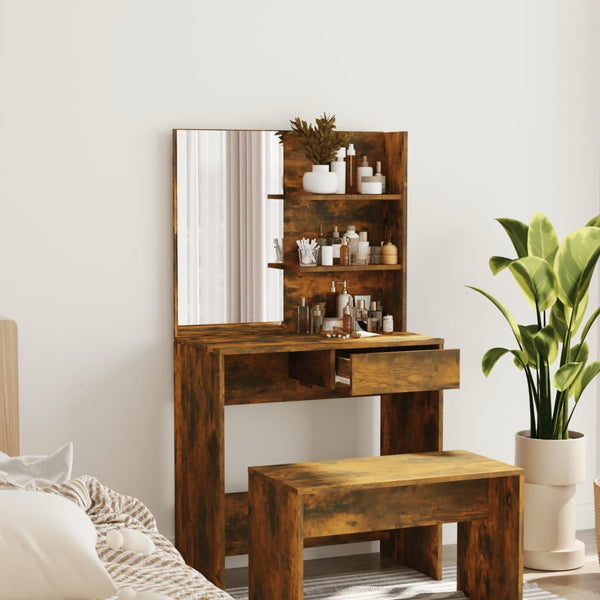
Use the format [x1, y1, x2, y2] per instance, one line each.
[174, 129, 284, 326]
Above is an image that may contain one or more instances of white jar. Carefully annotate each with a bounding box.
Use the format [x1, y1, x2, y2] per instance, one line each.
[382, 314, 394, 333]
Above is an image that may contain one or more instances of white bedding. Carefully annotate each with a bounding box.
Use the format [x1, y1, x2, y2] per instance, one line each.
[0, 472, 233, 600]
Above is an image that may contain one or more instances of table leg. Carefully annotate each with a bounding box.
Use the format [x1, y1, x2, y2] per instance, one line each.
[457, 475, 523, 600]
[249, 470, 304, 600]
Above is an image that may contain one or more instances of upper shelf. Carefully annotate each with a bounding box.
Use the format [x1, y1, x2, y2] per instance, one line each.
[268, 193, 402, 201]
[268, 263, 402, 272]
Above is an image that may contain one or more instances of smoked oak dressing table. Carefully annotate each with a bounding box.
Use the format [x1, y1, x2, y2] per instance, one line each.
[173, 129, 460, 589]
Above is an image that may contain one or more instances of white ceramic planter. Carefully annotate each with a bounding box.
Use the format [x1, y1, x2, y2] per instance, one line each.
[302, 165, 338, 194]
[515, 430, 586, 571]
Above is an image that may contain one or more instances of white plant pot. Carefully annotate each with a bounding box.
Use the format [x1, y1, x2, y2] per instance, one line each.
[302, 165, 338, 194]
[515, 429, 586, 570]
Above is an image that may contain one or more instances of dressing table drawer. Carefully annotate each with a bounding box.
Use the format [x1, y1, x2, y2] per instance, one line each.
[337, 348, 460, 396]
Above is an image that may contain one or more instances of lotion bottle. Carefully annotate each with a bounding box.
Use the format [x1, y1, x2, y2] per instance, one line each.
[330, 147, 346, 194]
[326, 281, 337, 317]
[356, 155, 373, 194]
[336, 280, 352, 318]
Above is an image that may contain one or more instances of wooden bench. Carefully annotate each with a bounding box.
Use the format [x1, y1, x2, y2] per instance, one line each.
[249, 450, 523, 600]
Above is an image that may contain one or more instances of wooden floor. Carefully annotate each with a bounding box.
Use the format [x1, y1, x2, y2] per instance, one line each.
[226, 529, 600, 599]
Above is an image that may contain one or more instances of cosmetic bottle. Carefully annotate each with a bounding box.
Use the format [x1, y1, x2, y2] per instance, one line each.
[339, 236, 350, 266]
[342, 302, 353, 334]
[356, 155, 373, 194]
[382, 314, 394, 334]
[330, 225, 342, 263]
[344, 225, 360, 260]
[311, 304, 323, 335]
[355, 299, 368, 331]
[346, 144, 356, 194]
[374, 160, 386, 193]
[368, 300, 382, 332]
[317, 224, 327, 248]
[326, 281, 337, 317]
[336, 280, 352, 318]
[369, 245, 381, 265]
[297, 297, 310, 334]
[357, 231, 369, 264]
[330, 147, 346, 194]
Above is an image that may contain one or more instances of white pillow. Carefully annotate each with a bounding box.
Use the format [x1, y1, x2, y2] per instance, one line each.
[0, 442, 73, 487]
[0, 490, 117, 600]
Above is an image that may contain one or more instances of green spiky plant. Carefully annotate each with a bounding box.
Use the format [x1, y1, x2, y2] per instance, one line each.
[276, 113, 349, 165]
[468, 212, 600, 439]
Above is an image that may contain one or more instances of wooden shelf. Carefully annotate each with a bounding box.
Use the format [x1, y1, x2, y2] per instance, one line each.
[268, 194, 284, 199]
[298, 193, 402, 201]
[267, 262, 285, 269]
[269, 262, 402, 272]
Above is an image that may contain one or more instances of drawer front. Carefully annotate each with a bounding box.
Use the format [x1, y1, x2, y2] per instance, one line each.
[350, 349, 459, 396]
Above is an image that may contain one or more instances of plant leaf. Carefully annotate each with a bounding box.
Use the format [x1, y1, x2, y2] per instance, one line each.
[466, 286, 522, 346]
[573, 361, 600, 402]
[496, 218, 529, 258]
[528, 212, 559, 265]
[555, 226, 600, 307]
[586, 215, 600, 227]
[482, 347, 528, 376]
[553, 362, 584, 392]
[519, 324, 540, 367]
[508, 256, 558, 311]
[489, 256, 513, 275]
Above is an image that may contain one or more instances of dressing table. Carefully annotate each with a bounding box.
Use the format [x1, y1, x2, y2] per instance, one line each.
[173, 129, 460, 589]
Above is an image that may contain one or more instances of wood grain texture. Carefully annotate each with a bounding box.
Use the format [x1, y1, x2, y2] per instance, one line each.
[174, 342, 225, 587]
[0, 319, 19, 456]
[457, 474, 524, 599]
[379, 389, 444, 576]
[248, 452, 522, 600]
[289, 350, 336, 389]
[282, 131, 407, 332]
[249, 469, 303, 600]
[349, 348, 460, 396]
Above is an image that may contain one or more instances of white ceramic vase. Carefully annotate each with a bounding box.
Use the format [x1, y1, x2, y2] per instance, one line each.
[302, 165, 338, 194]
[514, 429, 586, 570]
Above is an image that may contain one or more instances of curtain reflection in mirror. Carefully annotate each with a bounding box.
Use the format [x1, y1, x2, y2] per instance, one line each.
[177, 130, 283, 325]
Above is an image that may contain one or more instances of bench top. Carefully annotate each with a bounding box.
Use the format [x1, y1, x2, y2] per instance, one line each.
[248, 450, 522, 494]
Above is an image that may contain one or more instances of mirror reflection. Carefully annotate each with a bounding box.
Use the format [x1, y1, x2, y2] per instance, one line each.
[175, 130, 284, 326]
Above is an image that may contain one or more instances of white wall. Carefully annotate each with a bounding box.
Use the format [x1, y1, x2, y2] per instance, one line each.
[1, 0, 599, 567]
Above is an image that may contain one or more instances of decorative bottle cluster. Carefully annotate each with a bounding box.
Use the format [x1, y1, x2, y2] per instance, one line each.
[296, 280, 393, 336]
[297, 224, 398, 267]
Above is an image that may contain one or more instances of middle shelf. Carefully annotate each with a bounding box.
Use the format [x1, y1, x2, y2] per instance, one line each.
[268, 263, 403, 272]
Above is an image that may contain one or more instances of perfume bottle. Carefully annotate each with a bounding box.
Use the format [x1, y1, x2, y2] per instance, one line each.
[342, 302, 354, 334]
[339, 236, 350, 266]
[368, 300, 382, 332]
[297, 297, 310, 334]
[311, 304, 323, 335]
[330, 225, 342, 263]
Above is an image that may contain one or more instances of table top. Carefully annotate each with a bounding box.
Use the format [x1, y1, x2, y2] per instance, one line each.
[249, 450, 523, 493]
[176, 324, 444, 355]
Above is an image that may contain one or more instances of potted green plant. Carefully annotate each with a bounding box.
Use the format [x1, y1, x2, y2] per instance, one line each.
[277, 113, 348, 194]
[468, 211, 600, 570]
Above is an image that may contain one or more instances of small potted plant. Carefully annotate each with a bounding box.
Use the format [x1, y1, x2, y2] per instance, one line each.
[468, 211, 600, 570]
[277, 113, 348, 194]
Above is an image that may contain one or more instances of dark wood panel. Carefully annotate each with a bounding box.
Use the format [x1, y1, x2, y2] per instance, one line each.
[457, 475, 524, 599]
[174, 343, 225, 587]
[249, 470, 303, 600]
[289, 350, 336, 389]
[302, 480, 489, 538]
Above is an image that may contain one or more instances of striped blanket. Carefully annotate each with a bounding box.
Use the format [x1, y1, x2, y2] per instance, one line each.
[0, 473, 233, 600]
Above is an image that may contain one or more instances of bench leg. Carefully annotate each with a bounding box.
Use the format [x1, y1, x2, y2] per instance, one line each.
[249, 471, 304, 600]
[457, 475, 523, 600]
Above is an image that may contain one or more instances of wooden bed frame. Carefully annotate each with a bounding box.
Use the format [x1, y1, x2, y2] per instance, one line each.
[0, 318, 19, 455]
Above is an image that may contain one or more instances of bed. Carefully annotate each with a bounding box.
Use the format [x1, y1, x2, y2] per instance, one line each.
[0, 318, 234, 600]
